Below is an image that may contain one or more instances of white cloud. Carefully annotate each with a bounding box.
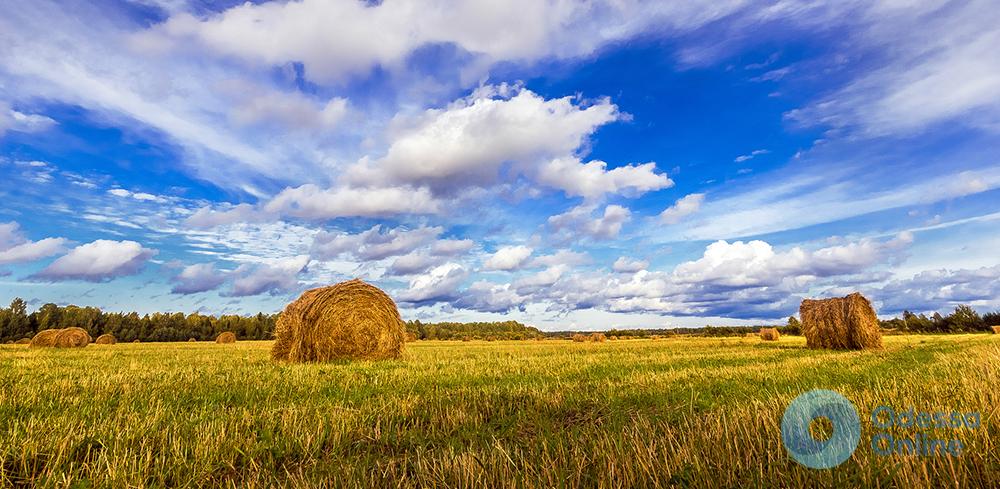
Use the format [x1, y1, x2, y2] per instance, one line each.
[387, 252, 445, 276]
[264, 184, 442, 220]
[535, 157, 671, 200]
[660, 193, 705, 224]
[430, 239, 475, 256]
[397, 262, 467, 304]
[0, 221, 69, 265]
[734, 149, 769, 163]
[170, 262, 227, 294]
[227, 255, 309, 297]
[184, 203, 262, 229]
[549, 204, 632, 240]
[483, 245, 533, 271]
[311, 225, 442, 261]
[33, 240, 157, 282]
[0, 101, 57, 138]
[613, 256, 649, 273]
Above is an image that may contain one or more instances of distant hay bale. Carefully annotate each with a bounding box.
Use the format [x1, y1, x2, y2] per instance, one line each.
[30, 329, 61, 347]
[759, 328, 780, 341]
[95, 334, 117, 345]
[30, 328, 90, 348]
[745, 332, 757, 339]
[132, 339, 140, 343]
[990, 326, 1000, 334]
[15, 338, 31, 345]
[571, 333, 587, 342]
[216, 332, 237, 344]
[462, 336, 471, 342]
[188, 337, 197, 342]
[272, 278, 405, 362]
[589, 332, 607, 342]
[800, 292, 882, 350]
[405, 332, 417, 342]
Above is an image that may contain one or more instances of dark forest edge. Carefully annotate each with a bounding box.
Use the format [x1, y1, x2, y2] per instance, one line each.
[1, 298, 998, 343]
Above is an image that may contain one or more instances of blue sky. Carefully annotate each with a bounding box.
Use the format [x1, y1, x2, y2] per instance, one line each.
[1, 0, 999, 330]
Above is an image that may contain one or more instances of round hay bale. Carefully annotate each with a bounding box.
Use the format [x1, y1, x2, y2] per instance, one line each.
[53, 327, 91, 348]
[991, 326, 1000, 334]
[405, 332, 417, 342]
[188, 337, 197, 342]
[589, 332, 607, 342]
[95, 334, 117, 345]
[759, 328, 780, 341]
[272, 279, 405, 362]
[30, 329, 62, 347]
[132, 339, 140, 343]
[800, 292, 882, 350]
[571, 333, 587, 342]
[216, 332, 237, 344]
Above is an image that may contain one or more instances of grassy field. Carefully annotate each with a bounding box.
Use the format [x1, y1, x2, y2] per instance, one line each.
[1, 335, 998, 488]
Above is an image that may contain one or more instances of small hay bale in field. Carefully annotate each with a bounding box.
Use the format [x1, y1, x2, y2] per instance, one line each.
[571, 333, 587, 342]
[405, 332, 417, 342]
[272, 278, 405, 362]
[30, 329, 62, 347]
[188, 337, 197, 342]
[216, 331, 237, 344]
[759, 328, 780, 341]
[462, 336, 471, 342]
[95, 334, 117, 345]
[53, 327, 91, 348]
[589, 332, 607, 342]
[745, 332, 757, 339]
[132, 339, 140, 343]
[990, 326, 1000, 334]
[800, 292, 882, 350]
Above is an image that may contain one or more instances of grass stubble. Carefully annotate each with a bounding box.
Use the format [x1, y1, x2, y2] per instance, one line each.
[0, 335, 997, 488]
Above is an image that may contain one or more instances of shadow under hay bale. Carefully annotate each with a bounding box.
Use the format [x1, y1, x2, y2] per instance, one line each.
[272, 278, 405, 362]
[800, 292, 882, 350]
[95, 334, 117, 345]
[216, 332, 237, 344]
[759, 328, 780, 341]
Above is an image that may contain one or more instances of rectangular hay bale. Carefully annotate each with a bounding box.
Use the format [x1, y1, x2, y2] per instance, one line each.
[800, 292, 882, 350]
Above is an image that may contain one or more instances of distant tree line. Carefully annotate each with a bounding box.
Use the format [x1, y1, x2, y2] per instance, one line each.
[405, 320, 544, 340]
[0, 298, 277, 343]
[878, 305, 999, 333]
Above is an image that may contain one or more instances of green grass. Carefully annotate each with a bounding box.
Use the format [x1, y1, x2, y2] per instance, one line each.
[1, 335, 998, 488]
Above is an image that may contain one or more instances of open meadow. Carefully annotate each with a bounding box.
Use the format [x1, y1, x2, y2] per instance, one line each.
[1, 335, 998, 488]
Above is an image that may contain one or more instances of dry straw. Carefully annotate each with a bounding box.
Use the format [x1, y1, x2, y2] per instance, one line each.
[589, 332, 607, 342]
[272, 279, 405, 362]
[216, 332, 237, 344]
[800, 292, 882, 350]
[991, 326, 1000, 334]
[15, 338, 31, 345]
[188, 337, 197, 342]
[745, 332, 757, 339]
[95, 334, 117, 345]
[30, 328, 90, 348]
[759, 328, 780, 341]
[571, 333, 587, 342]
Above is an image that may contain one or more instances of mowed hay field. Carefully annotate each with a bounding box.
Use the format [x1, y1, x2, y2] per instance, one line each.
[1, 336, 999, 488]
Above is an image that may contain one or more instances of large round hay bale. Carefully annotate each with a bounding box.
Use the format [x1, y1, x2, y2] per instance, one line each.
[759, 328, 780, 341]
[53, 327, 91, 348]
[272, 279, 405, 362]
[30, 329, 62, 347]
[571, 333, 587, 342]
[589, 332, 607, 342]
[95, 334, 117, 345]
[216, 332, 237, 344]
[800, 292, 882, 350]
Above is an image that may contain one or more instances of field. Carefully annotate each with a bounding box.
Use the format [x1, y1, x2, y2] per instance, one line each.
[1, 335, 998, 488]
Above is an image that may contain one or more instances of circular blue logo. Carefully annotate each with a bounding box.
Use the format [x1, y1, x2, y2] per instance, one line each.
[781, 389, 861, 469]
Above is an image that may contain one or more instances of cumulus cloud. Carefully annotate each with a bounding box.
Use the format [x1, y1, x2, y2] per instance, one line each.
[0, 222, 68, 265]
[430, 239, 475, 256]
[33, 240, 157, 282]
[170, 262, 227, 294]
[397, 262, 467, 304]
[660, 193, 705, 224]
[0, 102, 57, 138]
[549, 204, 632, 240]
[876, 265, 1000, 314]
[613, 256, 649, 273]
[227, 255, 309, 297]
[311, 225, 442, 261]
[184, 203, 263, 229]
[535, 158, 671, 200]
[483, 245, 533, 271]
[264, 184, 441, 220]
